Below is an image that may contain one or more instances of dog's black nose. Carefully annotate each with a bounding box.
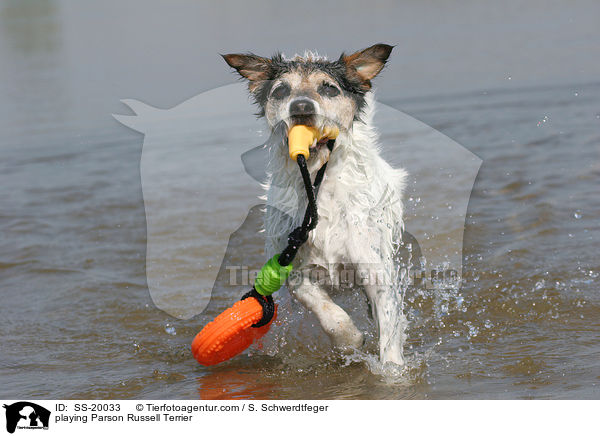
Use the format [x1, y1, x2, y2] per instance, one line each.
[289, 99, 315, 116]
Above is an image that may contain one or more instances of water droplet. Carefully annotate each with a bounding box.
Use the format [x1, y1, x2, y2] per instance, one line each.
[573, 210, 582, 219]
[165, 324, 177, 336]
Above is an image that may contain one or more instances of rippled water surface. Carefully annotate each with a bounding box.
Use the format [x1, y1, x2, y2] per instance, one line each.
[1, 1, 599, 400]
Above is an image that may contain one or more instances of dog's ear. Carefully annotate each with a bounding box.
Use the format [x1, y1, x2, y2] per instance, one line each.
[341, 43, 394, 90]
[222, 53, 272, 91]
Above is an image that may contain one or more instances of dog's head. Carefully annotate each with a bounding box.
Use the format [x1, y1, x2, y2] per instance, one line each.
[223, 44, 393, 156]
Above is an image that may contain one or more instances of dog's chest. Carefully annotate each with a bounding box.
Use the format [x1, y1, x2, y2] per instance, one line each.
[264, 138, 404, 272]
[294, 166, 392, 269]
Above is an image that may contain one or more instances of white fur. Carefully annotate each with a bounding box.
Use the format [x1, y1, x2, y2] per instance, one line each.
[263, 93, 407, 365]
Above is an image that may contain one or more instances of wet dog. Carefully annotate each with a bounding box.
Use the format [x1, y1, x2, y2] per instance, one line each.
[223, 44, 407, 364]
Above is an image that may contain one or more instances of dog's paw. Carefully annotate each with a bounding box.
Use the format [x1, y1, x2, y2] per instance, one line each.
[380, 347, 405, 366]
[331, 327, 364, 354]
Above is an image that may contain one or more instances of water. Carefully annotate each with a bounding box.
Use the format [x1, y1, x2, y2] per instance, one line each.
[1, 1, 599, 399]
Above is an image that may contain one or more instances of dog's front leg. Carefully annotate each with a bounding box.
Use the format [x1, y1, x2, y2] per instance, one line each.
[363, 282, 405, 366]
[359, 266, 405, 366]
[290, 279, 363, 352]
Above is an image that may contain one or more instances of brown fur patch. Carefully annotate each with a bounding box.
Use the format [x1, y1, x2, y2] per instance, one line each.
[222, 54, 272, 91]
[342, 44, 394, 91]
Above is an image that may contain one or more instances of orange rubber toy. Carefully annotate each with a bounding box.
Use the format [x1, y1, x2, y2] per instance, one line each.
[191, 298, 277, 366]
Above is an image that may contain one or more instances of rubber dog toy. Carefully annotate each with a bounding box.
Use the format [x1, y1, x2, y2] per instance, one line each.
[191, 298, 277, 366]
[288, 125, 339, 161]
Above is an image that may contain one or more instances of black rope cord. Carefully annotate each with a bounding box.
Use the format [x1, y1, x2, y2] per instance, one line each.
[241, 288, 275, 328]
[244, 139, 334, 327]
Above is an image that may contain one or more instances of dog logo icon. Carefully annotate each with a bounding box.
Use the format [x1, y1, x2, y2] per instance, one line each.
[114, 83, 481, 321]
[3, 402, 50, 434]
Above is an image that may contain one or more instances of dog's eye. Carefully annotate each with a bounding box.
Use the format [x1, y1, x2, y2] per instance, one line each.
[318, 82, 340, 98]
[271, 84, 290, 100]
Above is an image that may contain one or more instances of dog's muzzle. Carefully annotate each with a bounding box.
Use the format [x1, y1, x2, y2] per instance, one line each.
[289, 99, 315, 117]
[289, 98, 317, 127]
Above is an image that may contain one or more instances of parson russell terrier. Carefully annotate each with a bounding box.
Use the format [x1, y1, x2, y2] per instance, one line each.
[223, 44, 407, 365]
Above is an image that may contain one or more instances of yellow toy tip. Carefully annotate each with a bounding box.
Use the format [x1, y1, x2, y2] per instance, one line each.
[288, 125, 339, 161]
